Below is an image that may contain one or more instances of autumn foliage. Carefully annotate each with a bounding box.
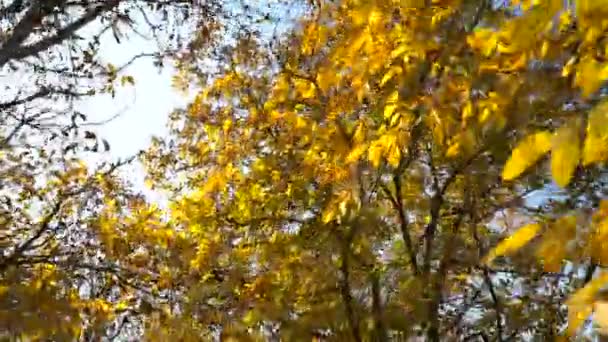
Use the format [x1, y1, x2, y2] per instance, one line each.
[3, 0, 608, 340]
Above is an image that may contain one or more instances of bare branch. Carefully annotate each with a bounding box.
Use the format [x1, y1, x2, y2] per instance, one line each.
[482, 266, 504, 341]
[336, 225, 361, 342]
[0, 0, 120, 66]
[0, 88, 52, 110]
[0, 199, 64, 271]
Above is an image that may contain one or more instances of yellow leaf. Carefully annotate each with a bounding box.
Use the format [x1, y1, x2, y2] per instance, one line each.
[562, 57, 577, 77]
[590, 214, 608, 264]
[540, 40, 550, 58]
[566, 272, 608, 336]
[536, 237, 564, 272]
[384, 91, 399, 119]
[462, 101, 474, 123]
[384, 104, 398, 120]
[446, 128, 476, 158]
[380, 66, 402, 87]
[339, 199, 348, 216]
[551, 119, 581, 187]
[346, 144, 367, 164]
[390, 45, 408, 59]
[594, 301, 608, 336]
[575, 56, 608, 98]
[536, 215, 577, 272]
[368, 140, 384, 168]
[243, 310, 257, 325]
[222, 119, 232, 133]
[583, 100, 608, 165]
[446, 141, 460, 158]
[322, 205, 337, 223]
[502, 131, 552, 181]
[484, 222, 541, 265]
[386, 143, 401, 168]
[295, 116, 308, 129]
[568, 304, 593, 337]
[467, 28, 497, 56]
[144, 178, 154, 190]
[295, 79, 316, 99]
[316, 68, 335, 93]
[352, 123, 366, 144]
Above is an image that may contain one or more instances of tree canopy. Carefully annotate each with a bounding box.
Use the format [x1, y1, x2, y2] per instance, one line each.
[3, 0, 608, 340]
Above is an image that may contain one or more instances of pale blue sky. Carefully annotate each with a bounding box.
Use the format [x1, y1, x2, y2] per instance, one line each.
[77, 31, 187, 160]
[78, 0, 304, 159]
[73, 1, 305, 188]
[74, 2, 303, 198]
[74, 13, 193, 198]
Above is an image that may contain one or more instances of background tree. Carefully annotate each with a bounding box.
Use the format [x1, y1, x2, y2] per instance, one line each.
[0, 0, 232, 339]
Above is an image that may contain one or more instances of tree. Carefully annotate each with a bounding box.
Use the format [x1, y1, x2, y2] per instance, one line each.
[141, 0, 608, 340]
[0, 0, 234, 339]
[5, 0, 608, 340]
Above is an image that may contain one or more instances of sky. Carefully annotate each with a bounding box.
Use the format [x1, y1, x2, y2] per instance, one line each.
[73, 13, 193, 199]
[73, 1, 305, 198]
[77, 0, 304, 158]
[78, 41, 185, 161]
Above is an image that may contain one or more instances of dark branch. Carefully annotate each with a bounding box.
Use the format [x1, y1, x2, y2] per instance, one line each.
[0, 0, 120, 66]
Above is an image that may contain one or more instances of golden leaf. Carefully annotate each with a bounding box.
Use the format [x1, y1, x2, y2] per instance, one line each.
[243, 310, 258, 326]
[386, 143, 401, 168]
[352, 122, 366, 144]
[590, 215, 608, 264]
[346, 144, 367, 164]
[575, 56, 608, 98]
[566, 272, 608, 336]
[384, 104, 398, 120]
[316, 68, 335, 93]
[583, 100, 608, 165]
[446, 142, 460, 158]
[384, 91, 399, 119]
[368, 140, 384, 168]
[536, 215, 577, 272]
[222, 119, 232, 133]
[551, 118, 581, 187]
[380, 66, 402, 87]
[484, 222, 541, 265]
[536, 236, 564, 272]
[467, 28, 497, 56]
[594, 301, 608, 336]
[322, 205, 337, 224]
[502, 131, 552, 181]
[446, 128, 476, 158]
[390, 45, 408, 59]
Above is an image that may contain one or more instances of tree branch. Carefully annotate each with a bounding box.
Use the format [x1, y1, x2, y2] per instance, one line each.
[0, 88, 52, 110]
[382, 175, 419, 275]
[0, 0, 120, 66]
[370, 269, 388, 342]
[482, 266, 504, 341]
[0, 198, 64, 272]
[338, 227, 361, 342]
